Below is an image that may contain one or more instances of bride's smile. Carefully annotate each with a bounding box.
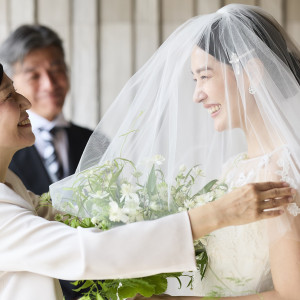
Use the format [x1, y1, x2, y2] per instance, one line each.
[206, 104, 221, 116]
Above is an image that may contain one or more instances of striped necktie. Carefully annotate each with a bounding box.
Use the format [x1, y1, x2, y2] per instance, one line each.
[39, 127, 64, 182]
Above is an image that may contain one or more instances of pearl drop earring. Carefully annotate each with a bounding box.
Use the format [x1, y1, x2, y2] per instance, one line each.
[248, 86, 255, 95]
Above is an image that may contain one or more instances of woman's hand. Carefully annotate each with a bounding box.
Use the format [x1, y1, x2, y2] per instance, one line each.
[188, 181, 296, 240]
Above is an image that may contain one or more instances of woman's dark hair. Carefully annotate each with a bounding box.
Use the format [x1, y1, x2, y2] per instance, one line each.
[0, 64, 3, 85]
[197, 8, 300, 86]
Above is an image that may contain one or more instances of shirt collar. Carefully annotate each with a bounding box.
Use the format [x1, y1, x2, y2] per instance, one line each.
[28, 111, 70, 132]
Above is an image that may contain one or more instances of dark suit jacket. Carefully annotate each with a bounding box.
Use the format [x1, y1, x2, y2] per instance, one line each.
[9, 123, 93, 195]
[9, 123, 94, 300]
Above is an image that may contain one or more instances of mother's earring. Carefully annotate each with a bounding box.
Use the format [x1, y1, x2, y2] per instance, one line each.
[248, 86, 256, 95]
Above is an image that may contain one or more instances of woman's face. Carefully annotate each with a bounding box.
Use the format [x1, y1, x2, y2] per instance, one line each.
[0, 72, 35, 152]
[191, 46, 243, 132]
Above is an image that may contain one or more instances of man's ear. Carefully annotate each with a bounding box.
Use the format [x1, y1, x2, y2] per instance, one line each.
[244, 57, 264, 88]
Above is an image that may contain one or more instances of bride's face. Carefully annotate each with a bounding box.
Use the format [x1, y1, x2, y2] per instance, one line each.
[191, 46, 243, 132]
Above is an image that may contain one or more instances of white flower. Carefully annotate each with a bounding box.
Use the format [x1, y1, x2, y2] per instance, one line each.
[152, 154, 165, 166]
[158, 183, 168, 202]
[150, 202, 160, 211]
[174, 191, 185, 203]
[178, 207, 186, 212]
[183, 199, 195, 209]
[179, 164, 187, 173]
[193, 166, 203, 177]
[124, 196, 140, 209]
[143, 154, 165, 168]
[127, 209, 144, 222]
[202, 192, 214, 203]
[122, 199, 144, 222]
[214, 188, 226, 199]
[120, 183, 139, 202]
[109, 201, 129, 223]
[194, 195, 206, 205]
[91, 216, 101, 225]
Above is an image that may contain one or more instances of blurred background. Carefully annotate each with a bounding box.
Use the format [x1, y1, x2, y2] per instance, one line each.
[0, 0, 299, 130]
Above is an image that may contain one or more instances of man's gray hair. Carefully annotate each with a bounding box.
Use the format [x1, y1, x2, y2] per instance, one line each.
[0, 24, 65, 77]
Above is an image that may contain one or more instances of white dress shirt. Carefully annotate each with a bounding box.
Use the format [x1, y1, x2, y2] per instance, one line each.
[0, 170, 196, 300]
[29, 111, 70, 178]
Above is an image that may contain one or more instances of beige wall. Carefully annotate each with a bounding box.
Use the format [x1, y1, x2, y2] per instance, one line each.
[0, 0, 299, 129]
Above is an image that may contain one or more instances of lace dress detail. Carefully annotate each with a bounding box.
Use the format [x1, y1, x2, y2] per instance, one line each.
[167, 145, 300, 296]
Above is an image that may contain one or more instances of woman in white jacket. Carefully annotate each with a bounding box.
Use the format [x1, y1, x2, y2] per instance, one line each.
[0, 64, 293, 300]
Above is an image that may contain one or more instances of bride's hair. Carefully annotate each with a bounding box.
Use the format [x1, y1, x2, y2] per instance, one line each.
[0, 64, 3, 84]
[197, 5, 300, 87]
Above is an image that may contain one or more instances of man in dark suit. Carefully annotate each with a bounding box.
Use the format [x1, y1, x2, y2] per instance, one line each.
[0, 25, 107, 300]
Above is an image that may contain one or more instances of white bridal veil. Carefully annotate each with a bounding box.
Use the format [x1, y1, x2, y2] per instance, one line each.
[50, 4, 300, 244]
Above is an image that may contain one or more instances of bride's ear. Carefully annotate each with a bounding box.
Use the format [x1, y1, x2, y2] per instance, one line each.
[244, 57, 264, 92]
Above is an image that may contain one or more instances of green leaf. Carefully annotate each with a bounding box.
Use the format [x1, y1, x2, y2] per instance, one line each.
[80, 296, 91, 300]
[70, 218, 80, 228]
[146, 165, 157, 195]
[145, 275, 168, 294]
[96, 294, 104, 300]
[71, 280, 80, 286]
[118, 278, 155, 298]
[194, 179, 218, 197]
[81, 218, 94, 228]
[72, 280, 94, 292]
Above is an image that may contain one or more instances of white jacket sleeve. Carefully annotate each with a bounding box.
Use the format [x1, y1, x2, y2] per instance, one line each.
[0, 176, 196, 281]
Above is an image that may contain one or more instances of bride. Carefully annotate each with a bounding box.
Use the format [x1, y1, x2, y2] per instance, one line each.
[50, 3, 300, 299]
[174, 4, 300, 298]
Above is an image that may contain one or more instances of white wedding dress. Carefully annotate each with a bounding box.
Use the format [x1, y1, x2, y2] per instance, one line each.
[166, 145, 298, 297]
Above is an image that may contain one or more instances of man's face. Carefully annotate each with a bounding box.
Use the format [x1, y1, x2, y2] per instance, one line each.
[12, 45, 69, 121]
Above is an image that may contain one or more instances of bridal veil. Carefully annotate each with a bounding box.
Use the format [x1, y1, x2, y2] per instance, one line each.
[50, 4, 300, 244]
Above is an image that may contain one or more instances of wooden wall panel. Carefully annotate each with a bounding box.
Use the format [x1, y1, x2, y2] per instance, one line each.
[225, 0, 257, 5]
[135, 0, 160, 70]
[37, 0, 73, 119]
[286, 0, 300, 46]
[10, 0, 35, 29]
[0, 0, 9, 44]
[100, 0, 133, 117]
[260, 0, 284, 25]
[37, 0, 71, 62]
[196, 0, 222, 14]
[162, 0, 194, 41]
[71, 0, 99, 128]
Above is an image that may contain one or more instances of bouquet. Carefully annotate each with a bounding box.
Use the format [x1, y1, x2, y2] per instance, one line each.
[42, 155, 227, 300]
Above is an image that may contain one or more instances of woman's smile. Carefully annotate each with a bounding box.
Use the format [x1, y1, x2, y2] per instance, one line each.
[18, 117, 31, 127]
[207, 104, 222, 117]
